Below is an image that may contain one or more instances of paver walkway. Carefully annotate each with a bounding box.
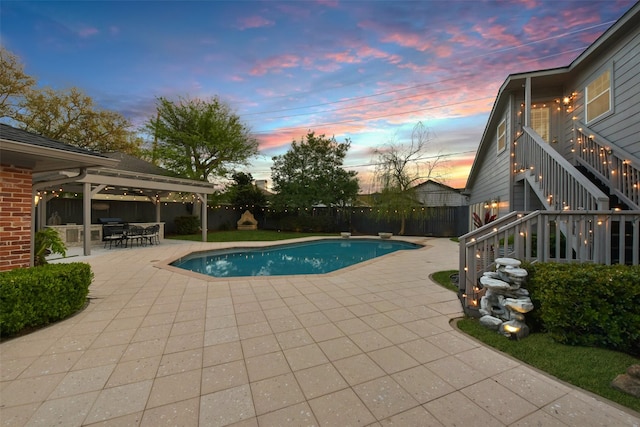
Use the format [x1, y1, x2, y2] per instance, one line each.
[1, 237, 639, 426]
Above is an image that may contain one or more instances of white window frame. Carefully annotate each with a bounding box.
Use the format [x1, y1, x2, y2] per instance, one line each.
[585, 69, 612, 123]
[496, 119, 506, 154]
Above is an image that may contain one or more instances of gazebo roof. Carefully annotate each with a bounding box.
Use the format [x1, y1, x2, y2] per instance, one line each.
[0, 123, 119, 172]
[33, 151, 216, 196]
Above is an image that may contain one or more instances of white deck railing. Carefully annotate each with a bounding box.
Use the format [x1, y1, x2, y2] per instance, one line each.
[458, 210, 640, 312]
[574, 122, 640, 210]
[514, 126, 609, 210]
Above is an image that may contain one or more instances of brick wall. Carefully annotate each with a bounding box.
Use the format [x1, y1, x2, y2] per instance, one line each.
[0, 165, 32, 271]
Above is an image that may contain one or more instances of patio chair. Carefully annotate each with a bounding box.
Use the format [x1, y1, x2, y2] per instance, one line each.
[103, 224, 126, 249]
[143, 224, 160, 245]
[125, 225, 145, 247]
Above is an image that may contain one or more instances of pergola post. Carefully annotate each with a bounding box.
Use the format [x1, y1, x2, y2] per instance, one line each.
[83, 182, 92, 256]
[199, 193, 207, 242]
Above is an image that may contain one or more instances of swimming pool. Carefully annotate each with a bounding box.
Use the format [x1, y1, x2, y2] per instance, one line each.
[171, 238, 422, 278]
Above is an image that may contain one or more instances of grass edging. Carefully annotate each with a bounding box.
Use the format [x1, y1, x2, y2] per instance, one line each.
[431, 270, 640, 414]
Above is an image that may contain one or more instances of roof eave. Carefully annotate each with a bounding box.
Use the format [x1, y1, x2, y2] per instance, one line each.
[1, 139, 120, 172]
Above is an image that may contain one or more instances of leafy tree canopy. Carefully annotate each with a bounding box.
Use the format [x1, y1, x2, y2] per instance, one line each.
[146, 96, 259, 182]
[225, 171, 267, 209]
[1, 46, 142, 155]
[0, 46, 35, 119]
[270, 131, 359, 210]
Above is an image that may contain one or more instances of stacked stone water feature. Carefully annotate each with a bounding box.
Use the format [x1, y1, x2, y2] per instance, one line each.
[478, 257, 533, 339]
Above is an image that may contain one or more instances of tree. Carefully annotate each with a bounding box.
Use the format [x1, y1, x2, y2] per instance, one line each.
[373, 121, 445, 235]
[0, 46, 35, 119]
[1, 46, 141, 155]
[18, 87, 142, 154]
[146, 96, 259, 182]
[225, 172, 267, 209]
[270, 131, 359, 210]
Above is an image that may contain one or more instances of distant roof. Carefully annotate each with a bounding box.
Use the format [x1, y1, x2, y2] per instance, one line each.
[0, 123, 119, 172]
[414, 179, 463, 192]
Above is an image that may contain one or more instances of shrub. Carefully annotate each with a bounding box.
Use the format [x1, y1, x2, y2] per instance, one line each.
[525, 262, 640, 355]
[0, 263, 93, 337]
[175, 215, 200, 234]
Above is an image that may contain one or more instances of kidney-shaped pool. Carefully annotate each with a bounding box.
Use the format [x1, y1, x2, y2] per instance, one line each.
[170, 238, 422, 278]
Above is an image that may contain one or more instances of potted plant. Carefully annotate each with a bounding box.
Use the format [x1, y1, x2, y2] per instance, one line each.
[34, 227, 67, 266]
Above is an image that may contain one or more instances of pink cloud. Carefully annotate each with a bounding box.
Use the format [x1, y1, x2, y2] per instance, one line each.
[315, 62, 343, 73]
[355, 45, 403, 63]
[324, 51, 362, 64]
[520, 0, 541, 9]
[237, 15, 274, 30]
[273, 3, 312, 20]
[78, 26, 99, 38]
[381, 32, 432, 52]
[471, 21, 521, 48]
[316, 0, 339, 7]
[249, 54, 301, 76]
[357, 19, 452, 59]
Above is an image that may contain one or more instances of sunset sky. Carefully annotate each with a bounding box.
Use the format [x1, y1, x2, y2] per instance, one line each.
[2, 0, 636, 191]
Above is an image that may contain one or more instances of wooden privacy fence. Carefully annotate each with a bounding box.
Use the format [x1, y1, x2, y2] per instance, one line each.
[47, 198, 470, 238]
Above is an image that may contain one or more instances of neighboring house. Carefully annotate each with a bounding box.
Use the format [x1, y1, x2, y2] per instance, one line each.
[459, 3, 640, 312]
[255, 179, 273, 197]
[413, 180, 468, 207]
[0, 124, 118, 270]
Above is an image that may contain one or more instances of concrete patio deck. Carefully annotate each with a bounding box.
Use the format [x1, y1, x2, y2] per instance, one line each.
[1, 237, 639, 426]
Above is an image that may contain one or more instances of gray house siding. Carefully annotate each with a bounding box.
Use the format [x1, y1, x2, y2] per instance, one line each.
[569, 30, 640, 158]
[465, 3, 640, 216]
[468, 102, 512, 217]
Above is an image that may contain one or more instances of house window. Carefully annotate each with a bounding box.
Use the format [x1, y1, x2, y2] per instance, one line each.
[586, 69, 611, 123]
[497, 120, 506, 153]
[531, 107, 550, 142]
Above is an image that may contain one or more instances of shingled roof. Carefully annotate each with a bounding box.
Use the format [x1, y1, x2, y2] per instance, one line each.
[102, 152, 172, 176]
[0, 123, 119, 172]
[0, 123, 110, 158]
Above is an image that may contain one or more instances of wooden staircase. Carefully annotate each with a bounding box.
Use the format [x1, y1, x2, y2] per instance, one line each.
[459, 125, 640, 314]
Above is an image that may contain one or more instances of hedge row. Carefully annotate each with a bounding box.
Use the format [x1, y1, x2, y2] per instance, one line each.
[0, 263, 93, 337]
[524, 262, 640, 356]
[175, 215, 201, 235]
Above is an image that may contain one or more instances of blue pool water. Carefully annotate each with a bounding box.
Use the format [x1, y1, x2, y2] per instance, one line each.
[171, 238, 422, 278]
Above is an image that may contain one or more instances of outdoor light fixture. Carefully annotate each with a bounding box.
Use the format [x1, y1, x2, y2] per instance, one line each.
[503, 323, 521, 333]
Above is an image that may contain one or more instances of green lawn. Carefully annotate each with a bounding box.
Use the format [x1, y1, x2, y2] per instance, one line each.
[167, 229, 334, 242]
[431, 270, 640, 413]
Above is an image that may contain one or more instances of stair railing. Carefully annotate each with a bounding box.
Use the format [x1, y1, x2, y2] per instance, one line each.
[573, 121, 640, 210]
[458, 210, 640, 313]
[514, 126, 609, 210]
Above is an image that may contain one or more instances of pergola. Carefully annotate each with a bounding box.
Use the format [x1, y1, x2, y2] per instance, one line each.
[33, 164, 216, 256]
[2, 125, 217, 263]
